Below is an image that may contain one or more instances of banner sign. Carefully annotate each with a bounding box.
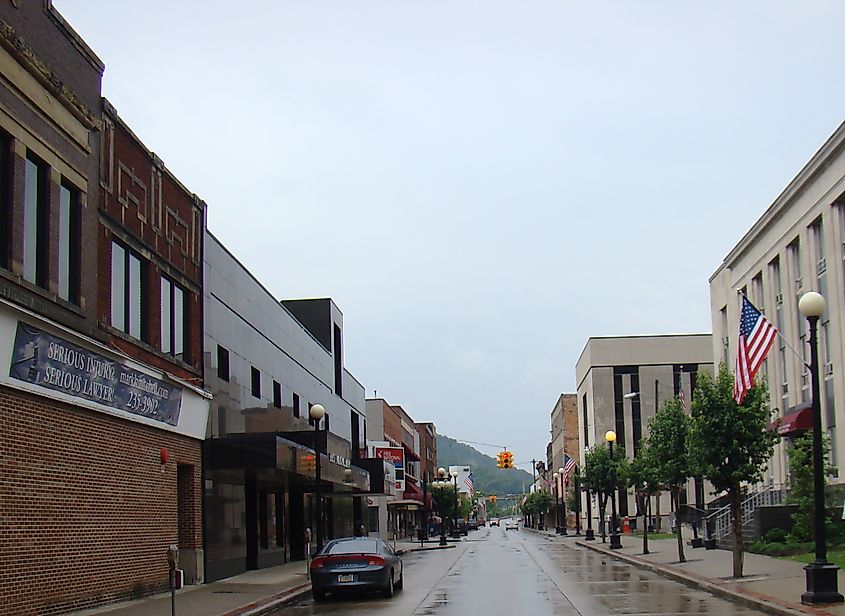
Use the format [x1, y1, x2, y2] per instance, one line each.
[374, 446, 404, 491]
[9, 322, 182, 426]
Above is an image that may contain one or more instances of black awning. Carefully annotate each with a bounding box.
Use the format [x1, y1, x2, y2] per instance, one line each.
[204, 432, 370, 491]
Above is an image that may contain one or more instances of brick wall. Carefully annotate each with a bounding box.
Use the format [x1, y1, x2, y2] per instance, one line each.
[562, 393, 580, 462]
[0, 385, 202, 616]
[96, 103, 205, 381]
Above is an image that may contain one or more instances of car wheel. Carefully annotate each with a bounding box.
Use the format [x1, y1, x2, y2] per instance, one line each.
[312, 588, 326, 602]
[383, 569, 395, 598]
[395, 567, 404, 590]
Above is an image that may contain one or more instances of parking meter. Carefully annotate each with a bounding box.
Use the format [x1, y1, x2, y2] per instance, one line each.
[305, 528, 313, 578]
[167, 544, 179, 571]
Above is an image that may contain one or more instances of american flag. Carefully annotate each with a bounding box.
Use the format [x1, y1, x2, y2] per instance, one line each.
[679, 387, 687, 412]
[733, 294, 777, 404]
[563, 454, 576, 485]
[464, 472, 474, 496]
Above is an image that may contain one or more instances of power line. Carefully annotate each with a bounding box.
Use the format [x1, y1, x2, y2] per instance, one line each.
[453, 438, 505, 450]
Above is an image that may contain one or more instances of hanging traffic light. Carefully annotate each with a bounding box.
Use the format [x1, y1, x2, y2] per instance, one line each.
[496, 451, 505, 468]
[489, 495, 498, 503]
[502, 451, 514, 469]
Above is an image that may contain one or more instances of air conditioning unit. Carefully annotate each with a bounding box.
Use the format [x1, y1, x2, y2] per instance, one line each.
[775, 293, 784, 305]
[824, 363, 834, 377]
[817, 258, 827, 275]
[722, 336, 730, 347]
[795, 276, 804, 290]
[781, 383, 789, 394]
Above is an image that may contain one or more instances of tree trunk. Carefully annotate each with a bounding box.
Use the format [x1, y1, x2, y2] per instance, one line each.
[656, 491, 662, 531]
[731, 485, 744, 578]
[673, 487, 686, 562]
[599, 496, 608, 542]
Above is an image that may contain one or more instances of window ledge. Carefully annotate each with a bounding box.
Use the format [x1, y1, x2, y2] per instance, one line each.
[98, 319, 201, 377]
[0, 267, 85, 318]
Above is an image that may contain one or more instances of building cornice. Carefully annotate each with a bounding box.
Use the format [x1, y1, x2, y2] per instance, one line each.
[714, 121, 845, 277]
[0, 17, 101, 131]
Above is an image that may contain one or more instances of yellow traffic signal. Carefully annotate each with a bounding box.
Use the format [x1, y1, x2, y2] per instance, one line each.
[502, 451, 514, 469]
[489, 495, 498, 503]
[496, 451, 505, 468]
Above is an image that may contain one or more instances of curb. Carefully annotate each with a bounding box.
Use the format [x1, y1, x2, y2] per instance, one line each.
[407, 544, 457, 552]
[220, 582, 312, 616]
[575, 540, 834, 616]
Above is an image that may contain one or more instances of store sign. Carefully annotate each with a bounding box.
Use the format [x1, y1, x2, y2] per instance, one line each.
[374, 446, 404, 491]
[9, 322, 182, 426]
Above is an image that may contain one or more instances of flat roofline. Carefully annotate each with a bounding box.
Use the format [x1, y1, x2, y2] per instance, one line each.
[584, 332, 712, 341]
[576, 333, 713, 376]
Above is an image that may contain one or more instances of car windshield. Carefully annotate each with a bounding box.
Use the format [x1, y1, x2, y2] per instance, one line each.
[325, 539, 380, 555]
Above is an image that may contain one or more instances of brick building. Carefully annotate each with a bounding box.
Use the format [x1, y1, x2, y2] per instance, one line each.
[0, 4, 209, 615]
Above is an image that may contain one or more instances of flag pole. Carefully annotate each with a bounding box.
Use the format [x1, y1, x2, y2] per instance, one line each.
[737, 289, 807, 369]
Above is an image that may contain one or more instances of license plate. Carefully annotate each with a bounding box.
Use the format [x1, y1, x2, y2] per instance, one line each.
[338, 574, 354, 583]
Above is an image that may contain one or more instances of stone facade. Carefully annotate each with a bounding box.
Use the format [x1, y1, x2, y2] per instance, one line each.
[710, 121, 845, 488]
[575, 334, 713, 524]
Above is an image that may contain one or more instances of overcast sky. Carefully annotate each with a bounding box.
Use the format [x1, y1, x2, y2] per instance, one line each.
[57, 1, 845, 470]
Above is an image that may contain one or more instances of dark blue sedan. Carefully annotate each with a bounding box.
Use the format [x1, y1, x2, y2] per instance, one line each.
[310, 537, 404, 601]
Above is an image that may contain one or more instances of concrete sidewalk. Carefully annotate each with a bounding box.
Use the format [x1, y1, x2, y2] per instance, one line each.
[70, 539, 455, 616]
[538, 527, 845, 616]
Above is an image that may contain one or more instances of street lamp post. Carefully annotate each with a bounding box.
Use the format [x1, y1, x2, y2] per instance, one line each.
[309, 403, 326, 552]
[799, 292, 843, 605]
[606, 430, 622, 550]
[553, 471, 562, 534]
[451, 470, 461, 538]
[558, 466, 568, 536]
[584, 447, 595, 540]
[435, 467, 449, 546]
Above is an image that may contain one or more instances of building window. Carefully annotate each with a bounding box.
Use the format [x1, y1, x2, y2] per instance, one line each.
[0, 135, 11, 270]
[333, 323, 343, 397]
[582, 393, 589, 447]
[161, 275, 186, 360]
[57, 181, 81, 304]
[273, 380, 282, 408]
[293, 392, 301, 418]
[111, 241, 143, 340]
[217, 345, 229, 381]
[251, 366, 261, 398]
[23, 153, 48, 288]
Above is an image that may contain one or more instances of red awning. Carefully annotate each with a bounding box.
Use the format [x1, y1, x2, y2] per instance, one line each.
[769, 405, 813, 436]
[403, 481, 424, 502]
[402, 443, 420, 462]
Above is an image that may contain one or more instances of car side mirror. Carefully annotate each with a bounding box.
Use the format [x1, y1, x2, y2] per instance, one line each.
[395, 549, 405, 556]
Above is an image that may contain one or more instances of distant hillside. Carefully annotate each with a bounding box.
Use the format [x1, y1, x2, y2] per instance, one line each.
[436, 434, 532, 497]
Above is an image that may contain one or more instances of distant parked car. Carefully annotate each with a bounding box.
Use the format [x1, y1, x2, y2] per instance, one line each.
[467, 519, 479, 531]
[490, 518, 500, 527]
[310, 537, 403, 601]
[505, 519, 519, 531]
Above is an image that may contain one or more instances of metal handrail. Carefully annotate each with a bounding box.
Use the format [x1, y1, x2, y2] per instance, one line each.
[703, 484, 788, 541]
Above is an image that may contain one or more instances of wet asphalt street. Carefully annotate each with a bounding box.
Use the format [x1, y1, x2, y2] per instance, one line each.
[273, 525, 766, 615]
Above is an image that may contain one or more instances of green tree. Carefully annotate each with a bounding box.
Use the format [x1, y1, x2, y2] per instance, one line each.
[432, 485, 457, 521]
[520, 490, 554, 521]
[648, 398, 691, 562]
[458, 493, 473, 520]
[688, 364, 776, 578]
[584, 444, 629, 540]
[565, 470, 582, 515]
[629, 440, 661, 555]
[787, 431, 837, 542]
